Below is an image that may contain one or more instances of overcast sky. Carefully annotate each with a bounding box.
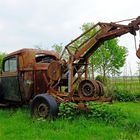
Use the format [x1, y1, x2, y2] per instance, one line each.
[0, 0, 140, 75]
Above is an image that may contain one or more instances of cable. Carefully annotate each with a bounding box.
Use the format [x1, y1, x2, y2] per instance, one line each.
[114, 18, 136, 23]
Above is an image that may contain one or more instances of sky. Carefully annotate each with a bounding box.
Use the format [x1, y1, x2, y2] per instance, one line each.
[0, 0, 140, 75]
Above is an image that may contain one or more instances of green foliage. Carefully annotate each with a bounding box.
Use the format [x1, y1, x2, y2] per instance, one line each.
[87, 102, 126, 123]
[0, 52, 6, 69]
[58, 102, 126, 123]
[0, 103, 140, 140]
[51, 43, 68, 60]
[101, 77, 140, 102]
[112, 87, 140, 102]
[92, 39, 128, 77]
[52, 43, 63, 54]
[81, 23, 128, 77]
[58, 102, 76, 120]
[95, 75, 108, 85]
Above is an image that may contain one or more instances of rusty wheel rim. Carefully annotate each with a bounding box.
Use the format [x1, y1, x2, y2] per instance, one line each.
[95, 80, 104, 96]
[81, 83, 95, 97]
[37, 103, 49, 118]
[91, 80, 99, 97]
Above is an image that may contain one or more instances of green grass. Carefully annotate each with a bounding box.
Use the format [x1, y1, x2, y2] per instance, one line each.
[0, 102, 140, 140]
[110, 77, 140, 94]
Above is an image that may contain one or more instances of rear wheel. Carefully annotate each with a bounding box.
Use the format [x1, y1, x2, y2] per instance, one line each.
[30, 94, 58, 118]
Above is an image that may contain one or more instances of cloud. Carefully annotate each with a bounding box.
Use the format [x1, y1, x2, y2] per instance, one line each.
[0, 0, 139, 73]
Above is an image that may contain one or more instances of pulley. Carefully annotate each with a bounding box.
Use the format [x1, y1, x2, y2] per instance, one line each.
[78, 80, 104, 97]
[95, 80, 104, 96]
[47, 61, 62, 81]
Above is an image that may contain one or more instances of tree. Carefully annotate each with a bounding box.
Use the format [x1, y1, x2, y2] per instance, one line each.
[80, 23, 128, 78]
[0, 53, 6, 69]
[51, 43, 68, 60]
[52, 43, 63, 54]
[93, 39, 127, 77]
[50, 23, 128, 79]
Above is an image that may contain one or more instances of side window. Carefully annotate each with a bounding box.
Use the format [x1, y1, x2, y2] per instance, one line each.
[3, 57, 17, 72]
[4, 60, 9, 71]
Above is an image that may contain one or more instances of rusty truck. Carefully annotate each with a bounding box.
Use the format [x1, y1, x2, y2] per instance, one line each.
[0, 16, 140, 118]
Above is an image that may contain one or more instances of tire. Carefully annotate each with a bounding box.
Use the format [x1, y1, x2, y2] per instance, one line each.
[95, 80, 104, 96]
[30, 94, 58, 118]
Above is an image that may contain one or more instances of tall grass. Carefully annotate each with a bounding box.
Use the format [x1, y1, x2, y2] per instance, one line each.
[111, 77, 140, 94]
[0, 102, 140, 140]
[0, 107, 123, 140]
[103, 76, 140, 102]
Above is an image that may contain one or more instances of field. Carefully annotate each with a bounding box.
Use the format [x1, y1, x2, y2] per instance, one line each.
[0, 102, 140, 140]
[110, 77, 140, 94]
[0, 77, 140, 140]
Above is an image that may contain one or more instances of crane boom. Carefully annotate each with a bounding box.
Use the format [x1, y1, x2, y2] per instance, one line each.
[63, 16, 140, 63]
[61, 16, 140, 93]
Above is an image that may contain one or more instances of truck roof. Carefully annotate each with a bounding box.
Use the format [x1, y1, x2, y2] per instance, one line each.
[6, 48, 60, 59]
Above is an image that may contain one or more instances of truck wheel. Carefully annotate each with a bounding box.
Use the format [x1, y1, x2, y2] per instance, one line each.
[30, 94, 58, 118]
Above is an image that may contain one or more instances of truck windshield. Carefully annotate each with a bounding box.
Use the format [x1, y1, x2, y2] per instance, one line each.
[35, 54, 56, 63]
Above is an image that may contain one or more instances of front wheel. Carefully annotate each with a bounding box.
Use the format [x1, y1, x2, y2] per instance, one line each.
[30, 94, 58, 118]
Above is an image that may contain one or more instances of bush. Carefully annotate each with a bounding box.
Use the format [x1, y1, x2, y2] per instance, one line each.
[95, 75, 108, 85]
[87, 102, 126, 123]
[58, 102, 126, 123]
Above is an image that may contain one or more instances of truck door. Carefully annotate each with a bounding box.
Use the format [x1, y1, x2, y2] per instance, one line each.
[1, 56, 21, 102]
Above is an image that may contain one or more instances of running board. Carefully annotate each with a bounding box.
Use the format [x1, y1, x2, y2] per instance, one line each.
[0, 103, 9, 107]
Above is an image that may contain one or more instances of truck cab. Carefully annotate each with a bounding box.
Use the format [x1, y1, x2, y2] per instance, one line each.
[0, 48, 59, 104]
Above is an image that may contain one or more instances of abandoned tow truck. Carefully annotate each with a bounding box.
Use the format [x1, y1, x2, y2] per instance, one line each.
[0, 16, 140, 118]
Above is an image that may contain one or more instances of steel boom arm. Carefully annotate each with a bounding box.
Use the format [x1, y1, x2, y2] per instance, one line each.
[74, 16, 140, 62]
